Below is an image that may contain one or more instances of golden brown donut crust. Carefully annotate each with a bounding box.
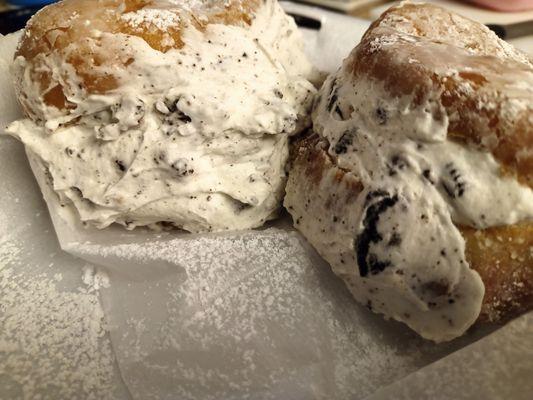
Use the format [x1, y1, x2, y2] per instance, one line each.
[350, 2, 533, 187]
[462, 224, 533, 322]
[15, 0, 260, 119]
[289, 133, 533, 324]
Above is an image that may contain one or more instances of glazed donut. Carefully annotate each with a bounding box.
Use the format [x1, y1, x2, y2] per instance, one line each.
[285, 2, 533, 341]
[6, 0, 317, 232]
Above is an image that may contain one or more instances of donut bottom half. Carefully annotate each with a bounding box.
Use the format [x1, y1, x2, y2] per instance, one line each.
[285, 133, 533, 326]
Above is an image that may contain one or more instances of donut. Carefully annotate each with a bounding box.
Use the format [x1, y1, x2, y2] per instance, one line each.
[6, 0, 317, 232]
[284, 2, 533, 342]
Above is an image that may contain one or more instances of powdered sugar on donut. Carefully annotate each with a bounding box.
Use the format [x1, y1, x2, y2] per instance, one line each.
[121, 9, 181, 31]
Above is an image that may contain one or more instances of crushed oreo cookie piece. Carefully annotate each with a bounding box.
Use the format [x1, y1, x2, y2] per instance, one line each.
[334, 129, 357, 154]
[375, 107, 388, 125]
[388, 232, 402, 246]
[422, 168, 435, 185]
[334, 105, 345, 120]
[326, 78, 339, 113]
[115, 159, 127, 172]
[363, 189, 389, 206]
[171, 158, 194, 177]
[355, 191, 399, 277]
[387, 154, 408, 176]
[441, 162, 466, 198]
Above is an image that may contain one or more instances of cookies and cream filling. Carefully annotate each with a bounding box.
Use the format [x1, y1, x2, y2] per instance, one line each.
[6, 0, 317, 231]
[286, 56, 533, 342]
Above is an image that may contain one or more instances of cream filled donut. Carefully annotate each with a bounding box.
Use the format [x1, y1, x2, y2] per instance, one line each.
[285, 2, 533, 341]
[6, 0, 317, 232]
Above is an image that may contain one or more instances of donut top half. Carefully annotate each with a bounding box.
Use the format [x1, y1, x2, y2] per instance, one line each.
[6, 0, 318, 231]
[309, 2, 533, 341]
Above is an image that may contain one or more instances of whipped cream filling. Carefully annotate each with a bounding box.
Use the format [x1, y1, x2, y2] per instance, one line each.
[6, 0, 317, 231]
[302, 62, 533, 341]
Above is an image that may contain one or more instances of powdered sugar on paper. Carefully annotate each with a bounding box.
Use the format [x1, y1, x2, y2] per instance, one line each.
[0, 239, 116, 400]
[73, 228, 488, 400]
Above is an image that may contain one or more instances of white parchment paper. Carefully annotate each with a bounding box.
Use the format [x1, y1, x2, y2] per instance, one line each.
[1, 4, 531, 399]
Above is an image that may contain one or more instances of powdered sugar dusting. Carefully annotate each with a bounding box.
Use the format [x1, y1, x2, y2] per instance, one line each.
[69, 227, 483, 399]
[368, 35, 398, 53]
[82, 263, 111, 292]
[121, 0, 243, 31]
[121, 8, 181, 31]
[162, 0, 235, 13]
[386, 1, 532, 68]
[0, 239, 116, 400]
